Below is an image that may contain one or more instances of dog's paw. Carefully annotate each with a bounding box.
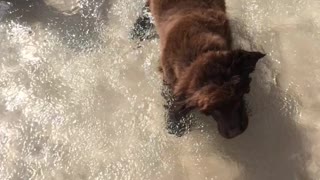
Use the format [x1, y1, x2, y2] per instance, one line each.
[167, 121, 186, 137]
[166, 111, 193, 137]
[129, 5, 157, 41]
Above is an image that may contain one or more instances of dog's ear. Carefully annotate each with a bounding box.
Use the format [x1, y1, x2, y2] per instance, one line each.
[232, 50, 266, 74]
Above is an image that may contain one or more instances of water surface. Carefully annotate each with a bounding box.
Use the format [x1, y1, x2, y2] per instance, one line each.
[0, 0, 320, 179]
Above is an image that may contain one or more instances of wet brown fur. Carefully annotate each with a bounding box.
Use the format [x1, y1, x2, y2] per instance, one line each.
[148, 0, 265, 138]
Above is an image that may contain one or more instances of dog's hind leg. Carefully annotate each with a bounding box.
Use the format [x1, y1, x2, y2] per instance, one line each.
[162, 83, 192, 137]
[129, 2, 157, 41]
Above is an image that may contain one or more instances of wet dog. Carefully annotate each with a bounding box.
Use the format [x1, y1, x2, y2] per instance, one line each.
[134, 0, 265, 139]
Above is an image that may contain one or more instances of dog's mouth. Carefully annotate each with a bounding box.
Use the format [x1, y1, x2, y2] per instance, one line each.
[211, 101, 248, 139]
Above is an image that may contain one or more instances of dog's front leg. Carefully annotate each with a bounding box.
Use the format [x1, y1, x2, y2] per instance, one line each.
[129, 1, 157, 41]
[161, 83, 192, 136]
[166, 104, 193, 137]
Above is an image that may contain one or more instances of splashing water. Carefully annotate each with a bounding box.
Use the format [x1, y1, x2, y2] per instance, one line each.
[0, 0, 320, 179]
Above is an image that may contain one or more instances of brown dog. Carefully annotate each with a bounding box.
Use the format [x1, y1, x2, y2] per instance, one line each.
[146, 0, 265, 138]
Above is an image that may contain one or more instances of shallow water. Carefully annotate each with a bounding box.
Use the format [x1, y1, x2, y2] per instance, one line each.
[0, 0, 320, 179]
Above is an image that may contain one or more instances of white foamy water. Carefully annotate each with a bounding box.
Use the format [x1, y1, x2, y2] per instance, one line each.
[0, 0, 319, 179]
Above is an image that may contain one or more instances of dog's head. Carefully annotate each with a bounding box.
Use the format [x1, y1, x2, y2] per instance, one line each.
[174, 50, 265, 138]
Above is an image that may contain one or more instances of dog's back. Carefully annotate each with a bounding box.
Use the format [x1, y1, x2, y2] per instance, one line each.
[150, 0, 226, 18]
[149, 0, 231, 85]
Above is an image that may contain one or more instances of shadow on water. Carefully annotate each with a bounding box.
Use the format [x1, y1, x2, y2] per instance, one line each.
[211, 78, 311, 180]
[2, 0, 112, 51]
[196, 59, 311, 180]
[198, 21, 312, 179]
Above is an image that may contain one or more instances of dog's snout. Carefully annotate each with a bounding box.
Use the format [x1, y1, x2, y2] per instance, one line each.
[212, 101, 248, 139]
[217, 122, 246, 139]
[224, 127, 245, 139]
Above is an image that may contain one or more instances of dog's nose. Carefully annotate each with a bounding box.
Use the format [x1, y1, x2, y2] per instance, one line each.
[225, 119, 248, 138]
[225, 127, 243, 139]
